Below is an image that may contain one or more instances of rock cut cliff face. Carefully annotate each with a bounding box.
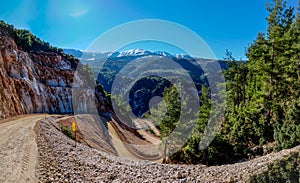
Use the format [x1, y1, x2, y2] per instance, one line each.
[0, 34, 110, 119]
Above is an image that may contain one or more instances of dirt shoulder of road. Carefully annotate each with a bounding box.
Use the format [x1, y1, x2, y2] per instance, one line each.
[0, 115, 44, 183]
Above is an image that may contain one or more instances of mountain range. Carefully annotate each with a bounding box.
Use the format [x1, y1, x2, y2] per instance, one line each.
[64, 48, 192, 59]
[64, 48, 227, 117]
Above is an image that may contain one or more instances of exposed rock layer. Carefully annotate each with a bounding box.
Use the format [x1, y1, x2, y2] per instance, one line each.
[0, 35, 111, 119]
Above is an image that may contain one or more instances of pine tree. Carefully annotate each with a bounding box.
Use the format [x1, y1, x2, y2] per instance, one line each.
[274, 99, 300, 150]
[146, 85, 181, 162]
[241, 0, 298, 146]
[224, 0, 299, 158]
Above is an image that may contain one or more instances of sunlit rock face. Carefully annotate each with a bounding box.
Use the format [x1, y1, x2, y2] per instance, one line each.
[0, 35, 110, 119]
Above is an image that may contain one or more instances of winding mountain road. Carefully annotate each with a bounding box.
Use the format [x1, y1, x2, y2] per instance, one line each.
[0, 115, 44, 183]
[108, 120, 162, 161]
[107, 122, 138, 159]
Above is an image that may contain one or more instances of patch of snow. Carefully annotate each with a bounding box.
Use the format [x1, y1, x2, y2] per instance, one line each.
[86, 57, 95, 61]
[174, 54, 192, 59]
[153, 51, 173, 58]
[117, 49, 151, 57]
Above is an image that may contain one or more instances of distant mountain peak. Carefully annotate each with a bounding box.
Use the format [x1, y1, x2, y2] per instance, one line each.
[63, 48, 192, 59]
[117, 49, 152, 57]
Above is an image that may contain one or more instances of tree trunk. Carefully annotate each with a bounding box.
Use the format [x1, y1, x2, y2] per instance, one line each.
[162, 139, 168, 163]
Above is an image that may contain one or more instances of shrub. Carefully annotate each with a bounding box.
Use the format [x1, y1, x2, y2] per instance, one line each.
[274, 100, 300, 151]
[249, 153, 299, 183]
[61, 125, 75, 140]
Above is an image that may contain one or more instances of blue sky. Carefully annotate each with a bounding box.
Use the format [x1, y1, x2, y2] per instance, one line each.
[0, 0, 298, 59]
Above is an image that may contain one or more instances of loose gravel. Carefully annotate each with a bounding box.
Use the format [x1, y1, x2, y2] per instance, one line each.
[36, 117, 300, 183]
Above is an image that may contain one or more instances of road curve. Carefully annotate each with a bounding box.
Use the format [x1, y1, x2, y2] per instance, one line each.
[0, 115, 44, 183]
[107, 122, 138, 159]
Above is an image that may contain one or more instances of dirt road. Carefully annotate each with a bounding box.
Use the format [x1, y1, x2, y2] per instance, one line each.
[0, 115, 44, 183]
[134, 119, 161, 145]
[107, 122, 138, 159]
[108, 120, 162, 162]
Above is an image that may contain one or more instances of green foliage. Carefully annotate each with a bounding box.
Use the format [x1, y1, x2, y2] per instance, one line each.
[223, 0, 300, 161]
[0, 20, 79, 68]
[163, 0, 300, 166]
[249, 153, 300, 183]
[61, 125, 75, 140]
[159, 85, 181, 138]
[171, 132, 234, 165]
[0, 20, 15, 36]
[130, 76, 172, 117]
[166, 84, 235, 165]
[274, 99, 300, 150]
[111, 94, 135, 128]
[145, 85, 181, 162]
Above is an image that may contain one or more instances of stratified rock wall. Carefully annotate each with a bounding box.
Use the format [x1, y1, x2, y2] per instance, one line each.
[0, 35, 110, 119]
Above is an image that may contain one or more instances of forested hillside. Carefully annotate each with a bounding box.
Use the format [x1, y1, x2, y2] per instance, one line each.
[146, 0, 300, 169]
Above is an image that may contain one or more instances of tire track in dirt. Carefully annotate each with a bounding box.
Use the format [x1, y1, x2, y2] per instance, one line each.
[0, 115, 44, 183]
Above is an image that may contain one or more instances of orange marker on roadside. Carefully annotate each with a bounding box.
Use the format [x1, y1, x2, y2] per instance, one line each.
[72, 122, 77, 148]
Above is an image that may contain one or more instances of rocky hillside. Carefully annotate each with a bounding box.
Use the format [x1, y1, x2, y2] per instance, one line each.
[0, 23, 111, 119]
[0, 36, 71, 118]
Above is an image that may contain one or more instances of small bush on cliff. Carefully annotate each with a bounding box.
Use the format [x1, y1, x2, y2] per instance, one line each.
[61, 125, 75, 140]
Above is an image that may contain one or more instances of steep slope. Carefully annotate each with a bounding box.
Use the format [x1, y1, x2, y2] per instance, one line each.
[0, 23, 111, 119]
[0, 35, 73, 118]
[57, 115, 117, 155]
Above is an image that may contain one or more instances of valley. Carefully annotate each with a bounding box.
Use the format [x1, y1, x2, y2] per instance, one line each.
[0, 0, 299, 182]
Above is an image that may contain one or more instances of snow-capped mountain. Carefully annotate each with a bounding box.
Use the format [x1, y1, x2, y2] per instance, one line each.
[64, 48, 191, 59]
[116, 49, 152, 57]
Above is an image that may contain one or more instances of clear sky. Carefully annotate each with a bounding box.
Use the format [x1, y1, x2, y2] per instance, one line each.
[0, 0, 298, 59]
